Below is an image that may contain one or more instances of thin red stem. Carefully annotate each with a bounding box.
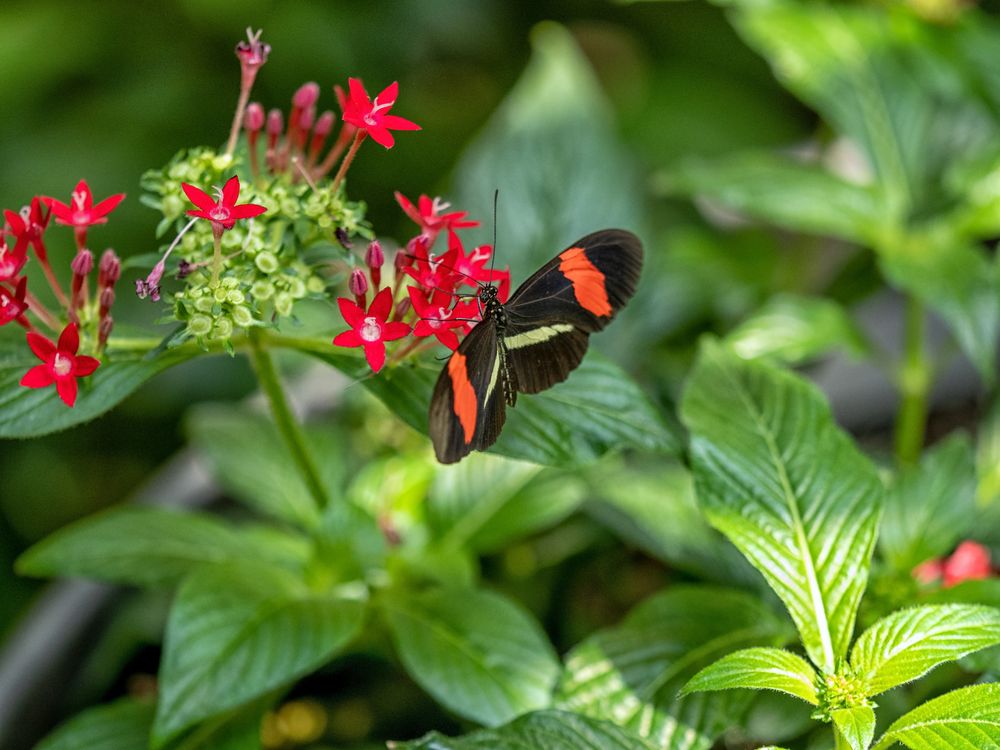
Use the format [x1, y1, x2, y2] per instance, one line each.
[330, 131, 366, 193]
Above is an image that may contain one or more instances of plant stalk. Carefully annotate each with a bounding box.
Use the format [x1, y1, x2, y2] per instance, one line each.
[248, 328, 328, 511]
[894, 295, 930, 465]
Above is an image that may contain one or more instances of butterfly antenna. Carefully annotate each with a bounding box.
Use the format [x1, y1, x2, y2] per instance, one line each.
[399, 252, 486, 290]
[489, 189, 499, 280]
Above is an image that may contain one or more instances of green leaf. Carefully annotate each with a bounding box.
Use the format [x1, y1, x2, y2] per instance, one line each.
[680, 339, 884, 673]
[186, 405, 331, 530]
[587, 462, 762, 588]
[850, 604, 1000, 696]
[871, 683, 1000, 750]
[555, 585, 793, 749]
[879, 433, 977, 572]
[381, 587, 560, 727]
[309, 347, 678, 467]
[726, 294, 868, 365]
[454, 22, 643, 272]
[664, 152, 886, 245]
[428, 453, 585, 553]
[152, 563, 365, 746]
[390, 710, 655, 750]
[35, 698, 153, 750]
[831, 705, 876, 750]
[0, 337, 194, 438]
[879, 241, 999, 384]
[682, 647, 818, 705]
[16, 506, 308, 587]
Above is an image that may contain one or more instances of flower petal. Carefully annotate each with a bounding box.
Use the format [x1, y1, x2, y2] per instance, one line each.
[375, 81, 399, 107]
[348, 78, 369, 107]
[58, 322, 80, 354]
[394, 191, 421, 225]
[20, 364, 54, 388]
[366, 126, 395, 149]
[436, 329, 460, 351]
[368, 287, 394, 321]
[74, 180, 93, 209]
[90, 193, 126, 220]
[181, 183, 217, 211]
[363, 341, 386, 373]
[26, 331, 56, 361]
[56, 376, 78, 407]
[43, 198, 74, 225]
[74, 355, 101, 377]
[221, 176, 241, 207]
[382, 321, 412, 342]
[381, 115, 421, 131]
[4, 209, 25, 236]
[229, 203, 268, 220]
[333, 329, 363, 348]
[336, 297, 366, 328]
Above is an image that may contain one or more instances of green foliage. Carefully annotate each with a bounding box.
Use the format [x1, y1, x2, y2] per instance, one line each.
[682, 647, 819, 705]
[871, 683, 1000, 750]
[35, 699, 154, 750]
[681, 339, 884, 672]
[381, 586, 560, 727]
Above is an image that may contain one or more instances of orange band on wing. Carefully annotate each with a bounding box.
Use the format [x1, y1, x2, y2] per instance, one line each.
[559, 246, 612, 317]
[448, 352, 477, 444]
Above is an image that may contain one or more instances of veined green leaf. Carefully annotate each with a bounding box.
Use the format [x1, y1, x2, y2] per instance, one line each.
[35, 698, 153, 750]
[726, 294, 868, 365]
[381, 587, 559, 727]
[152, 563, 365, 746]
[555, 586, 793, 749]
[682, 647, 818, 705]
[390, 710, 655, 750]
[0, 336, 194, 438]
[879, 433, 977, 572]
[308, 347, 678, 467]
[665, 152, 886, 245]
[16, 506, 308, 587]
[680, 339, 884, 672]
[850, 604, 1000, 696]
[871, 683, 1000, 750]
[831, 705, 876, 750]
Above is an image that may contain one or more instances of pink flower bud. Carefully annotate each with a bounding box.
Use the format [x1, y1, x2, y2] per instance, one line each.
[393, 296, 411, 321]
[293, 82, 320, 109]
[71, 249, 94, 276]
[349, 268, 369, 297]
[267, 108, 284, 139]
[394, 249, 412, 272]
[298, 105, 315, 139]
[244, 102, 265, 132]
[98, 249, 121, 286]
[313, 111, 335, 137]
[365, 240, 384, 269]
[98, 314, 114, 347]
[99, 286, 115, 314]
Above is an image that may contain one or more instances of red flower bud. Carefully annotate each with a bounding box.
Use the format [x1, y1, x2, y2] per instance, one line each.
[98, 249, 121, 287]
[245, 102, 265, 132]
[71, 248, 94, 277]
[267, 108, 284, 149]
[393, 296, 411, 321]
[99, 286, 115, 316]
[365, 240, 384, 269]
[313, 110, 335, 138]
[293, 82, 321, 109]
[349, 267, 369, 308]
[98, 314, 114, 348]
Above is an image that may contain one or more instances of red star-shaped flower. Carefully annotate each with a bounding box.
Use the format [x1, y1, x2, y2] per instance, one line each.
[341, 78, 421, 149]
[441, 232, 511, 301]
[0, 277, 28, 326]
[44, 180, 125, 229]
[19, 322, 101, 407]
[394, 192, 479, 239]
[401, 238, 461, 296]
[408, 287, 471, 351]
[183, 175, 267, 231]
[333, 287, 411, 373]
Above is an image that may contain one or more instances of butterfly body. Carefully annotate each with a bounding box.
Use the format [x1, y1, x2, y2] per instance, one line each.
[429, 229, 643, 464]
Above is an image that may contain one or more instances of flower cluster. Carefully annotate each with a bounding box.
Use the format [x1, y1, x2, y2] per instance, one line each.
[912, 540, 993, 588]
[1, 182, 124, 406]
[331, 193, 510, 372]
[137, 28, 420, 351]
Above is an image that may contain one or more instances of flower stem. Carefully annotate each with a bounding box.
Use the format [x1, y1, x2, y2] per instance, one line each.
[225, 73, 253, 157]
[330, 131, 366, 194]
[210, 228, 223, 285]
[894, 295, 930, 465]
[23, 290, 61, 331]
[248, 328, 328, 511]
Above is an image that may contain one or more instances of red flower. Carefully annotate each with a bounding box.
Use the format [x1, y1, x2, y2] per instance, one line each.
[183, 175, 267, 231]
[944, 541, 992, 587]
[400, 238, 460, 296]
[333, 287, 411, 373]
[408, 287, 470, 351]
[394, 192, 478, 239]
[442, 232, 511, 301]
[0, 236, 27, 282]
[19, 323, 101, 407]
[44, 180, 125, 229]
[0, 277, 28, 326]
[341, 78, 420, 149]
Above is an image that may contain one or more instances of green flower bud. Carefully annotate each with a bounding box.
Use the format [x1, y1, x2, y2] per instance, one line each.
[251, 280, 275, 300]
[286, 277, 307, 298]
[222, 276, 239, 289]
[194, 296, 215, 313]
[212, 153, 234, 171]
[227, 289, 245, 305]
[255, 251, 279, 274]
[274, 291, 294, 317]
[189, 314, 212, 336]
[306, 276, 326, 294]
[213, 317, 234, 339]
[232, 305, 255, 327]
[213, 286, 229, 303]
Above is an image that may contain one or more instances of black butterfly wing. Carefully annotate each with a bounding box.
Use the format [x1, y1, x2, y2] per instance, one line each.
[429, 319, 515, 464]
[502, 229, 643, 394]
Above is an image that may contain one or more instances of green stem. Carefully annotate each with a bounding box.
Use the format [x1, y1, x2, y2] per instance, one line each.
[894, 295, 930, 465]
[247, 328, 328, 511]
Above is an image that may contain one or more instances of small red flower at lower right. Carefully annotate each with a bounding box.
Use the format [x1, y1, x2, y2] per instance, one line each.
[20, 322, 100, 406]
[333, 287, 411, 373]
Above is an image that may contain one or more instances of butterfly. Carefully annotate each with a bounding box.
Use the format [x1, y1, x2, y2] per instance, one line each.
[429, 229, 643, 463]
